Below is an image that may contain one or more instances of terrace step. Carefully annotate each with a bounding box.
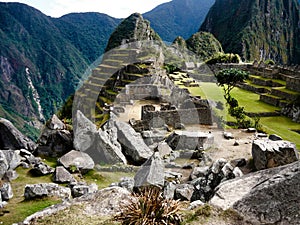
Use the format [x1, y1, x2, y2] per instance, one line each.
[260, 94, 282, 107]
[271, 88, 299, 102]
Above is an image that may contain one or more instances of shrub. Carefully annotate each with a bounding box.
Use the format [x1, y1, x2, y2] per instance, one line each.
[264, 59, 275, 65]
[115, 186, 182, 225]
[206, 53, 241, 64]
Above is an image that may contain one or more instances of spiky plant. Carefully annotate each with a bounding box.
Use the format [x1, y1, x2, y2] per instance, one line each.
[115, 186, 182, 225]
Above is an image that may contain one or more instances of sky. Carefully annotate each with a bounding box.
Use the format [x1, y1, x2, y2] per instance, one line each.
[0, 0, 171, 18]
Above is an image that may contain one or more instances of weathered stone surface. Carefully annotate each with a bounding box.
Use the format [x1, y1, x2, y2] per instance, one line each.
[95, 120, 127, 164]
[141, 129, 166, 146]
[166, 131, 214, 150]
[36, 121, 73, 158]
[174, 184, 194, 201]
[71, 183, 98, 198]
[116, 121, 152, 165]
[134, 152, 164, 188]
[3, 170, 18, 181]
[53, 166, 76, 183]
[73, 110, 97, 153]
[73, 111, 126, 165]
[110, 177, 134, 192]
[58, 150, 95, 173]
[30, 161, 54, 176]
[24, 183, 71, 200]
[76, 186, 134, 216]
[0, 182, 13, 200]
[210, 161, 300, 225]
[0, 118, 36, 151]
[190, 166, 209, 180]
[188, 200, 205, 210]
[156, 141, 172, 158]
[46, 114, 66, 130]
[163, 181, 176, 199]
[1, 150, 21, 170]
[252, 139, 299, 170]
[0, 151, 8, 179]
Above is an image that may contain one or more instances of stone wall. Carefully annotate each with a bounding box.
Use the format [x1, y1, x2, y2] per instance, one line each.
[260, 94, 281, 107]
[271, 88, 298, 101]
[286, 76, 300, 92]
[142, 107, 213, 127]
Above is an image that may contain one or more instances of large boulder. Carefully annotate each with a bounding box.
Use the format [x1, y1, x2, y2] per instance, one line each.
[134, 152, 164, 188]
[174, 184, 194, 201]
[0, 151, 9, 179]
[73, 111, 126, 164]
[53, 166, 76, 183]
[1, 150, 21, 170]
[24, 183, 71, 200]
[0, 182, 13, 201]
[36, 115, 73, 157]
[252, 139, 299, 170]
[210, 161, 300, 224]
[166, 131, 214, 151]
[58, 150, 94, 174]
[0, 118, 36, 151]
[115, 121, 152, 165]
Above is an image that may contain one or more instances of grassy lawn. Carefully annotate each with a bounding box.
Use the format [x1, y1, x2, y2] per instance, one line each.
[260, 116, 300, 149]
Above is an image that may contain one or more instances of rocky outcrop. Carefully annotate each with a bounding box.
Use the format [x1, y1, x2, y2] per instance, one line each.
[210, 161, 300, 224]
[58, 150, 95, 174]
[70, 183, 98, 198]
[134, 152, 164, 188]
[24, 183, 71, 200]
[30, 161, 54, 176]
[73, 111, 126, 164]
[252, 139, 299, 170]
[0, 118, 36, 151]
[115, 121, 152, 165]
[36, 115, 73, 157]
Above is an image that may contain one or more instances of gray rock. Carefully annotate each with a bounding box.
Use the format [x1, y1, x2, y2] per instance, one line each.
[73, 111, 126, 165]
[252, 139, 299, 170]
[174, 183, 194, 201]
[36, 124, 73, 157]
[116, 121, 152, 165]
[30, 161, 54, 176]
[1, 150, 21, 170]
[24, 183, 71, 200]
[3, 170, 19, 181]
[118, 177, 134, 192]
[0, 151, 9, 179]
[58, 150, 95, 174]
[73, 110, 97, 153]
[211, 158, 227, 174]
[163, 181, 176, 199]
[230, 158, 247, 167]
[0, 182, 13, 200]
[95, 121, 127, 164]
[190, 166, 210, 180]
[269, 134, 283, 141]
[46, 114, 66, 130]
[247, 128, 256, 133]
[71, 183, 98, 198]
[141, 129, 166, 146]
[188, 200, 205, 210]
[134, 152, 164, 188]
[53, 166, 76, 183]
[223, 132, 234, 139]
[75, 186, 134, 216]
[156, 141, 172, 158]
[256, 133, 268, 138]
[166, 131, 214, 151]
[210, 161, 300, 225]
[0, 118, 36, 151]
[233, 167, 243, 178]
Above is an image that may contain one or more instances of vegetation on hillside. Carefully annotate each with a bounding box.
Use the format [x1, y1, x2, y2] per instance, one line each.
[200, 0, 300, 64]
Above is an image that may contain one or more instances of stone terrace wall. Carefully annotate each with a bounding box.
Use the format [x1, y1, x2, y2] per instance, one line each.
[142, 107, 213, 127]
[286, 77, 300, 92]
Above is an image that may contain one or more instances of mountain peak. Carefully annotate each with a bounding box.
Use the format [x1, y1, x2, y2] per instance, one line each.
[105, 13, 161, 52]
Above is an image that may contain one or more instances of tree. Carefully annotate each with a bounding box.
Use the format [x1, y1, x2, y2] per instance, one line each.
[215, 68, 249, 103]
[215, 68, 250, 128]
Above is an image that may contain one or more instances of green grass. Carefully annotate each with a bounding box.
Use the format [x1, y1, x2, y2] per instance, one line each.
[260, 116, 300, 149]
[231, 88, 280, 113]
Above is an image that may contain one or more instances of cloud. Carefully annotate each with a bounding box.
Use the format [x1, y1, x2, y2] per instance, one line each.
[0, 0, 171, 18]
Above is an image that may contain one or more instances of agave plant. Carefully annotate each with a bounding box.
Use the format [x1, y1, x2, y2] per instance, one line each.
[115, 186, 182, 225]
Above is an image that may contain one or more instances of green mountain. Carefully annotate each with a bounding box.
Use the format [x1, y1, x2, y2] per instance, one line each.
[143, 0, 215, 42]
[0, 2, 119, 139]
[200, 0, 300, 64]
[105, 13, 161, 52]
